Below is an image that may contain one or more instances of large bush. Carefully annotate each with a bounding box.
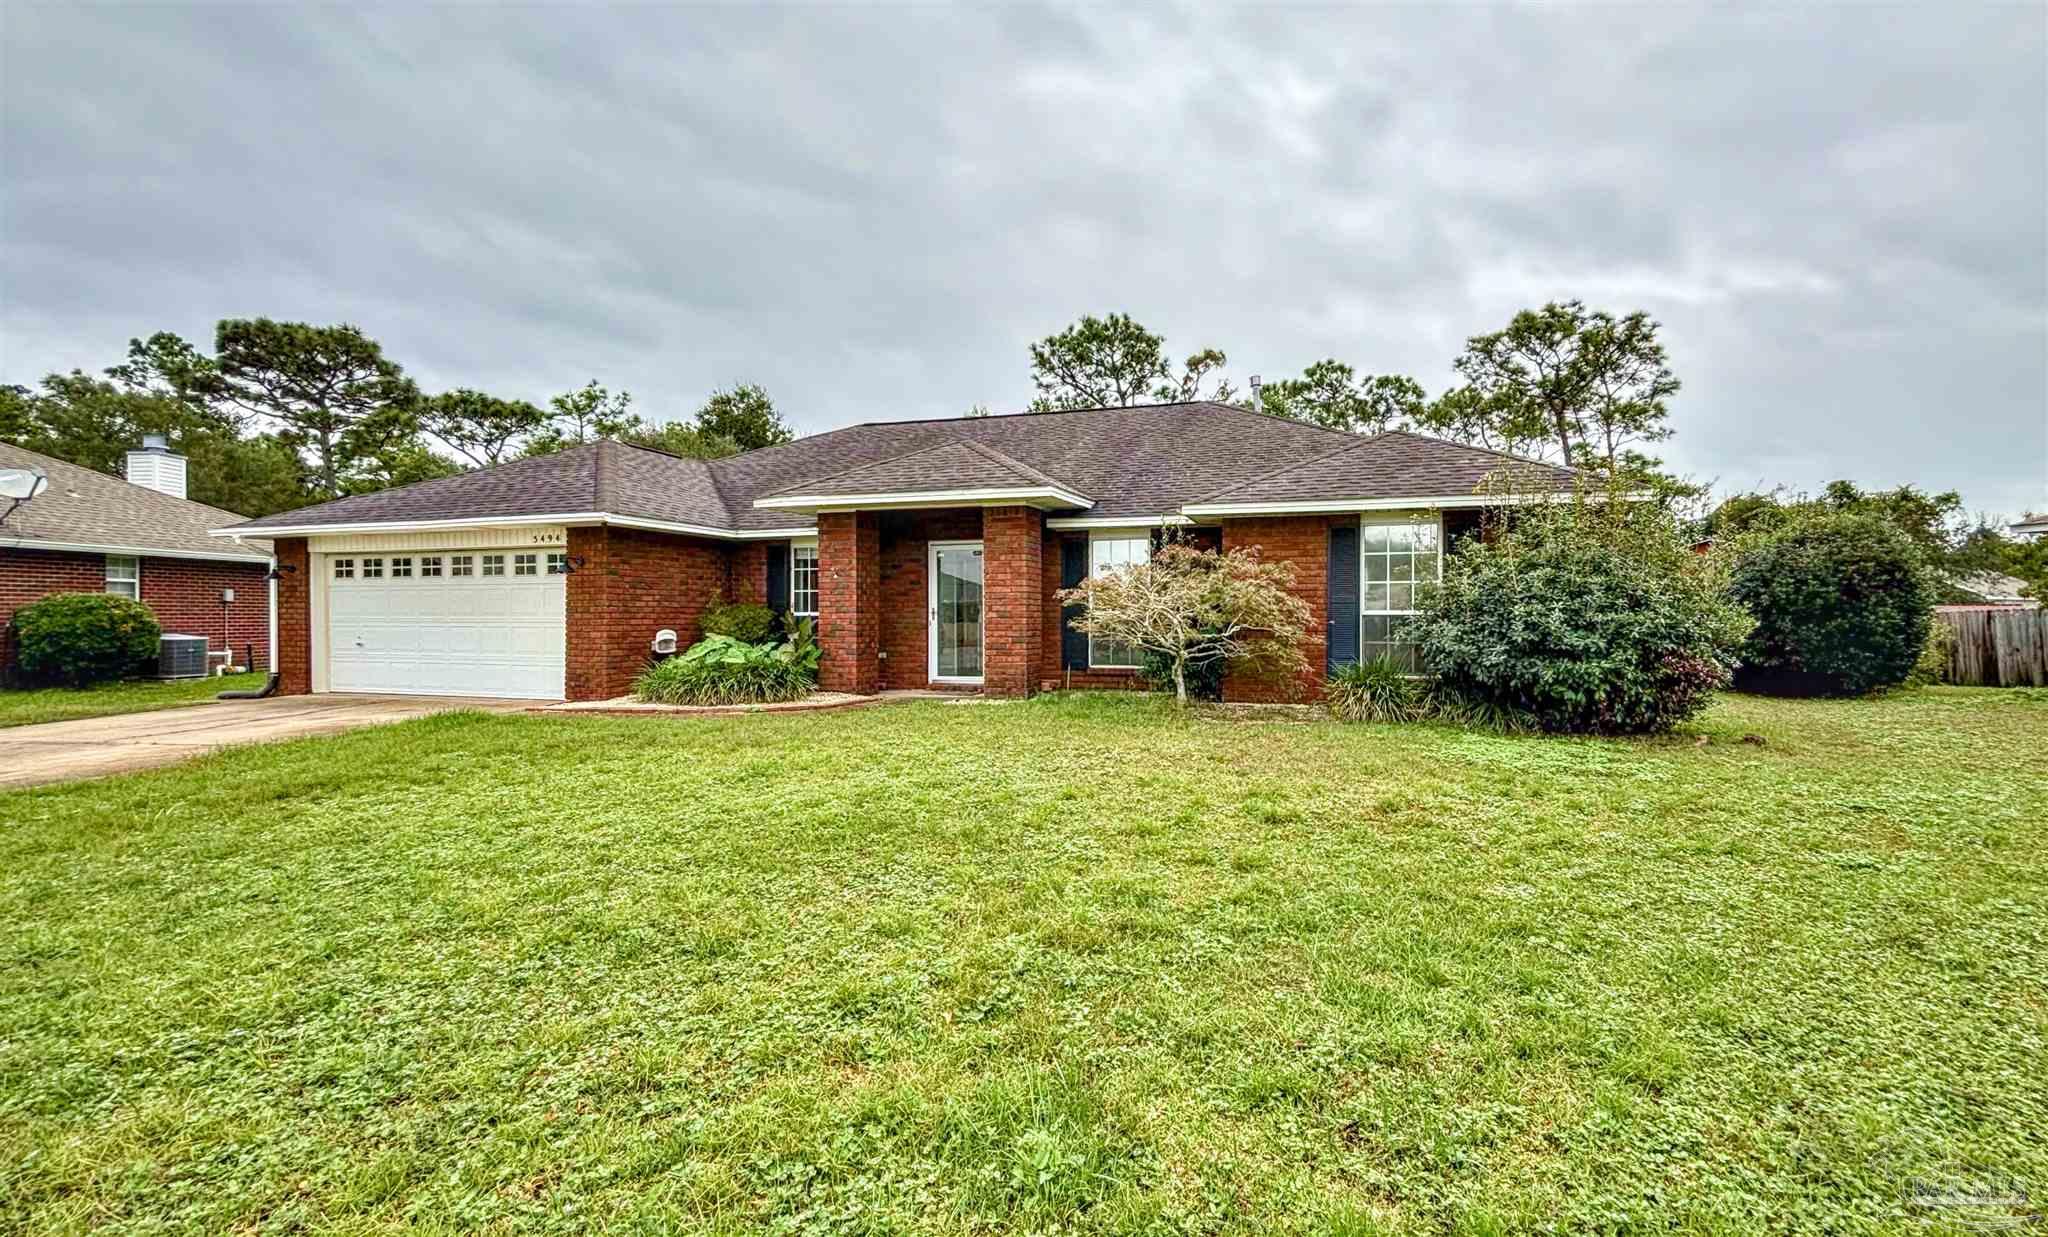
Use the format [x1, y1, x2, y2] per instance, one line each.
[1408, 498, 1751, 735]
[699, 598, 776, 643]
[14, 593, 162, 687]
[634, 622, 819, 707]
[1727, 513, 1935, 696]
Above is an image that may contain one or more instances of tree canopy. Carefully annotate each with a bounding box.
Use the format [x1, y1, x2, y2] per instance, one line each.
[693, 383, 792, 451]
[1026, 314, 1239, 410]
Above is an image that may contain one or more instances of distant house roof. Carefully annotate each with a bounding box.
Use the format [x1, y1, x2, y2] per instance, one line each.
[1948, 570, 2036, 605]
[219, 401, 1579, 540]
[0, 442, 270, 563]
[2011, 512, 2048, 539]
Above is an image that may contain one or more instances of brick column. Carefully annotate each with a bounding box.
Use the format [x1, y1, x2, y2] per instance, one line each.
[982, 505, 1043, 698]
[275, 537, 311, 695]
[564, 525, 615, 701]
[1220, 516, 1331, 703]
[818, 511, 880, 694]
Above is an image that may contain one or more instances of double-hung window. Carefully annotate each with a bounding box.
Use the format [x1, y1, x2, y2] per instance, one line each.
[1088, 533, 1150, 669]
[1359, 516, 1441, 673]
[104, 555, 140, 600]
[790, 542, 819, 616]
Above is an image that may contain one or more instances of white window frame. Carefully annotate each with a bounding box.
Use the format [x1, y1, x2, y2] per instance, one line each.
[419, 555, 443, 578]
[790, 540, 819, 617]
[362, 557, 385, 579]
[1358, 512, 1443, 674]
[544, 552, 569, 575]
[1087, 530, 1151, 670]
[104, 555, 140, 600]
[481, 554, 505, 577]
[333, 557, 356, 580]
[449, 555, 474, 577]
[513, 553, 538, 576]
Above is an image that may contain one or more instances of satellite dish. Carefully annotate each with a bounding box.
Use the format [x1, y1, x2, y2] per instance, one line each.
[0, 468, 47, 501]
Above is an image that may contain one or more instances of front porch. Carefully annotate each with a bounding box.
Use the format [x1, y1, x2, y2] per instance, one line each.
[814, 506, 1047, 697]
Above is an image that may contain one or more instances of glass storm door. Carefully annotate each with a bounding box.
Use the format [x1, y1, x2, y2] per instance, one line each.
[928, 541, 984, 682]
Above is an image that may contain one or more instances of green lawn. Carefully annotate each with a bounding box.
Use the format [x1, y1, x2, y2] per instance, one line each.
[1, 690, 2042, 1234]
[0, 672, 266, 729]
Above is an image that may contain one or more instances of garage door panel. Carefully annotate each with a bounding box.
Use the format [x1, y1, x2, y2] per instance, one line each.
[325, 551, 565, 699]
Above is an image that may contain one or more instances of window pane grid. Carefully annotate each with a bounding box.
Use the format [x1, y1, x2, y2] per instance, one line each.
[104, 555, 139, 600]
[1088, 535, 1149, 669]
[791, 544, 819, 616]
[1359, 518, 1440, 672]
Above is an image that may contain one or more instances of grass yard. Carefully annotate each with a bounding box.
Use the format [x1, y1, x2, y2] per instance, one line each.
[1, 689, 2043, 1234]
[0, 672, 266, 729]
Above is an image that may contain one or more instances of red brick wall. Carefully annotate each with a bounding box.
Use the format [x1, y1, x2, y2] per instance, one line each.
[565, 526, 731, 701]
[276, 538, 312, 694]
[1031, 527, 1225, 693]
[1220, 515, 1335, 703]
[2, 547, 267, 680]
[140, 557, 270, 670]
[731, 542, 769, 606]
[1, 548, 108, 680]
[983, 506, 1043, 698]
[876, 510, 982, 690]
[818, 511, 881, 694]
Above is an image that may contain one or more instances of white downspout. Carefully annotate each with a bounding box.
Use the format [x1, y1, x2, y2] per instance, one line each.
[267, 554, 278, 674]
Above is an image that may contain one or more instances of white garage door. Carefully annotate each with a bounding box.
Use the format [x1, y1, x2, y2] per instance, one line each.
[325, 550, 566, 699]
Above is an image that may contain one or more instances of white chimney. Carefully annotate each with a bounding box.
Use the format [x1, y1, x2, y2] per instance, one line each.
[125, 434, 188, 500]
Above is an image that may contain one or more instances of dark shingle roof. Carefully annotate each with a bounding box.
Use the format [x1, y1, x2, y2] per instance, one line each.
[762, 440, 1090, 502]
[1188, 431, 1576, 507]
[0, 442, 270, 561]
[221, 402, 1573, 536]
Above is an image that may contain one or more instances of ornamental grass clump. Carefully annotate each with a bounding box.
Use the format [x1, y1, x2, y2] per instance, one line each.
[633, 616, 820, 706]
[1325, 656, 1420, 723]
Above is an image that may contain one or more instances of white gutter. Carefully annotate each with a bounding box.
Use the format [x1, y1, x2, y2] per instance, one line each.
[210, 511, 816, 542]
[1, 536, 271, 565]
[1044, 515, 1193, 530]
[1180, 491, 1626, 518]
[753, 486, 1094, 512]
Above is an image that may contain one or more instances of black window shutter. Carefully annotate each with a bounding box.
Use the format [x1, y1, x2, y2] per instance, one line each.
[1059, 537, 1089, 670]
[765, 543, 790, 616]
[1326, 524, 1360, 673]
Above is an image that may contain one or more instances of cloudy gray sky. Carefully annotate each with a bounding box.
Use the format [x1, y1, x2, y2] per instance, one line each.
[4, 3, 2043, 515]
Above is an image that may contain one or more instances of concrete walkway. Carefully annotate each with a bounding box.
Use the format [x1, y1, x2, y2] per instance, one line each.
[0, 694, 532, 789]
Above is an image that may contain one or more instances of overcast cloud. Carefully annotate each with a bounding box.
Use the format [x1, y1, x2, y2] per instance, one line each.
[3, 3, 2043, 515]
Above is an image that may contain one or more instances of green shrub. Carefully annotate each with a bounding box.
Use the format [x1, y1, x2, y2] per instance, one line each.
[1139, 645, 1223, 701]
[634, 631, 817, 706]
[1905, 619, 1955, 688]
[1408, 497, 1751, 735]
[699, 598, 776, 643]
[1728, 513, 1936, 696]
[1326, 656, 1419, 722]
[13, 593, 162, 687]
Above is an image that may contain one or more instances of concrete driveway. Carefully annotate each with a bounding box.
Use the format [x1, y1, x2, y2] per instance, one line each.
[0, 694, 535, 789]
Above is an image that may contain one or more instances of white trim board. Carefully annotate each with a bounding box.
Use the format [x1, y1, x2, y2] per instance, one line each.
[1, 537, 271, 565]
[754, 486, 1093, 513]
[213, 511, 816, 543]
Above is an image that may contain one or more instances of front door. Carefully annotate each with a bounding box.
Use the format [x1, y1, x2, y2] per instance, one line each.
[928, 541, 984, 684]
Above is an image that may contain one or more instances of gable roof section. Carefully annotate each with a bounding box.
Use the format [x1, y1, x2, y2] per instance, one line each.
[757, 440, 1092, 509]
[214, 402, 1578, 538]
[1183, 431, 1577, 514]
[0, 442, 271, 562]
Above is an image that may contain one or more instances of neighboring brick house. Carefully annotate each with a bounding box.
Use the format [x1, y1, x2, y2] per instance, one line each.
[214, 402, 1572, 703]
[2, 441, 272, 683]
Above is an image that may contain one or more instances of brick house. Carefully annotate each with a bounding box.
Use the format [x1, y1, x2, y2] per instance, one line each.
[2, 440, 272, 682]
[213, 402, 1573, 703]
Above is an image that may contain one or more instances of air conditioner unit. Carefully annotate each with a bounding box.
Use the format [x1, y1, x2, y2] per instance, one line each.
[157, 634, 210, 679]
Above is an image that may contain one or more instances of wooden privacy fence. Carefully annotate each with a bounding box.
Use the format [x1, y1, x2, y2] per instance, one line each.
[1936, 607, 2048, 686]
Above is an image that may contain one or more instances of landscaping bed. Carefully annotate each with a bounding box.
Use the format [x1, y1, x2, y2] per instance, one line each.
[0, 688, 2042, 1232]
